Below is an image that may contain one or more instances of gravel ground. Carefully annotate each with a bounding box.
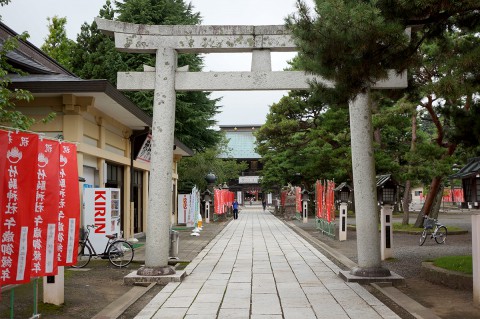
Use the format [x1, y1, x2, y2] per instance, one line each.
[290, 211, 479, 319]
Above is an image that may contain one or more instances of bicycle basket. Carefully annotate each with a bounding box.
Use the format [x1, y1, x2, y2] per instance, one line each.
[423, 218, 435, 229]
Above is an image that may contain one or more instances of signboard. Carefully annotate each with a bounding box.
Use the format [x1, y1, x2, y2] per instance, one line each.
[239, 176, 261, 184]
[177, 193, 190, 225]
[136, 134, 152, 163]
[237, 191, 242, 204]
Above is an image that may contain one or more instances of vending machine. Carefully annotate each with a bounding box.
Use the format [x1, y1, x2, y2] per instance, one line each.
[84, 188, 121, 252]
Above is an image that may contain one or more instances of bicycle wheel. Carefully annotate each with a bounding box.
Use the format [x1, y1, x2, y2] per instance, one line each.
[419, 229, 428, 246]
[108, 240, 134, 267]
[73, 242, 92, 268]
[435, 226, 447, 244]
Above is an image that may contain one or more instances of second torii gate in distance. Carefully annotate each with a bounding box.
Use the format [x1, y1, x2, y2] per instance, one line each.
[96, 17, 406, 280]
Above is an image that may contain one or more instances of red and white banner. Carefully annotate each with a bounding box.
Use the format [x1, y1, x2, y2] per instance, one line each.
[213, 189, 235, 215]
[0, 130, 38, 284]
[57, 142, 80, 266]
[326, 180, 335, 222]
[315, 180, 335, 221]
[315, 180, 323, 218]
[32, 138, 60, 276]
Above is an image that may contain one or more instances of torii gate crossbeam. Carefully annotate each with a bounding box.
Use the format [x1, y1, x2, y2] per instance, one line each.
[96, 17, 406, 280]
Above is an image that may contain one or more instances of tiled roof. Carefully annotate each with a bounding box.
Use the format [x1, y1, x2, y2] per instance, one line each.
[219, 130, 261, 159]
[450, 157, 480, 179]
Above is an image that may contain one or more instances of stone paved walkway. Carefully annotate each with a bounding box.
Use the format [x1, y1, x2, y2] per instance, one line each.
[134, 208, 400, 319]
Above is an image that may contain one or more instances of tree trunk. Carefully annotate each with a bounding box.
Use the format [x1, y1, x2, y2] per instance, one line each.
[429, 184, 444, 220]
[401, 180, 411, 225]
[414, 177, 443, 227]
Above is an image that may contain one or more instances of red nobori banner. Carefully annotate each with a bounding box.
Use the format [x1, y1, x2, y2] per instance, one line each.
[295, 187, 302, 213]
[315, 180, 323, 218]
[31, 138, 60, 276]
[0, 130, 38, 284]
[326, 180, 336, 222]
[57, 142, 80, 266]
[280, 190, 287, 207]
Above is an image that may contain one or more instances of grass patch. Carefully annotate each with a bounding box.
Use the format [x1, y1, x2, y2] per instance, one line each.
[432, 255, 472, 275]
[391, 223, 463, 232]
[392, 223, 422, 231]
[131, 243, 144, 249]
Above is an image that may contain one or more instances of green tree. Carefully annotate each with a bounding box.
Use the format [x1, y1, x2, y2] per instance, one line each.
[41, 16, 76, 71]
[69, 0, 221, 151]
[287, 0, 480, 225]
[256, 87, 351, 191]
[70, 1, 123, 85]
[0, 33, 35, 129]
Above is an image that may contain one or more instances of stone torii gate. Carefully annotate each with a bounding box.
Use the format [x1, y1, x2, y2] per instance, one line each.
[96, 18, 406, 280]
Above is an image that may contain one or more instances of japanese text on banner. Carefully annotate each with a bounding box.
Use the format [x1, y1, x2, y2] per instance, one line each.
[1, 131, 38, 284]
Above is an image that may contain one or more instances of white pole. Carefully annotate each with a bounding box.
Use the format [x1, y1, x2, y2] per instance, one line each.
[42, 267, 64, 305]
[339, 202, 348, 241]
[380, 205, 394, 260]
[473, 215, 480, 305]
[303, 200, 308, 223]
[205, 201, 210, 224]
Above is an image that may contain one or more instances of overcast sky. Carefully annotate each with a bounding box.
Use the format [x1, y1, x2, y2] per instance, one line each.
[1, 0, 313, 126]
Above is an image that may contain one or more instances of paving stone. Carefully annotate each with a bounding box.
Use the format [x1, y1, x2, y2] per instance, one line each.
[251, 293, 281, 315]
[133, 209, 402, 318]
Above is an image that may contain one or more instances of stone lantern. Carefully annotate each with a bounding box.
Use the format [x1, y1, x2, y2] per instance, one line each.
[335, 182, 352, 241]
[301, 189, 310, 223]
[376, 175, 398, 260]
[204, 173, 216, 223]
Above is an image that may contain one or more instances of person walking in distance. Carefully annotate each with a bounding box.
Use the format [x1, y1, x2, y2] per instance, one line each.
[232, 199, 239, 220]
[262, 198, 267, 211]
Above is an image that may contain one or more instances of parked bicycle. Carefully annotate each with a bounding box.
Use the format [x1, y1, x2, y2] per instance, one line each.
[73, 224, 134, 268]
[419, 216, 447, 246]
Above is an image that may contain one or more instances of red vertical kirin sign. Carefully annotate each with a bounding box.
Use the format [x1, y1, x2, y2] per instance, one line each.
[0, 131, 38, 284]
[57, 142, 80, 266]
[31, 138, 60, 276]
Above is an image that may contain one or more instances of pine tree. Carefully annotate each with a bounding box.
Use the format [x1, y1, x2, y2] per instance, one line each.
[69, 0, 221, 151]
[287, 0, 480, 224]
[41, 16, 76, 71]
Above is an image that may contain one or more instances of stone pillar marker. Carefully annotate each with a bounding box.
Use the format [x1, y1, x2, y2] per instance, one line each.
[137, 48, 177, 276]
[348, 91, 390, 277]
[380, 204, 394, 260]
[339, 202, 348, 241]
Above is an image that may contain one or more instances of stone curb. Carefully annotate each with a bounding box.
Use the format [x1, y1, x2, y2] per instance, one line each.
[421, 261, 473, 290]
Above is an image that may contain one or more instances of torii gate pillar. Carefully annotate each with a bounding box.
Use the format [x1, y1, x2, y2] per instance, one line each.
[137, 48, 177, 276]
